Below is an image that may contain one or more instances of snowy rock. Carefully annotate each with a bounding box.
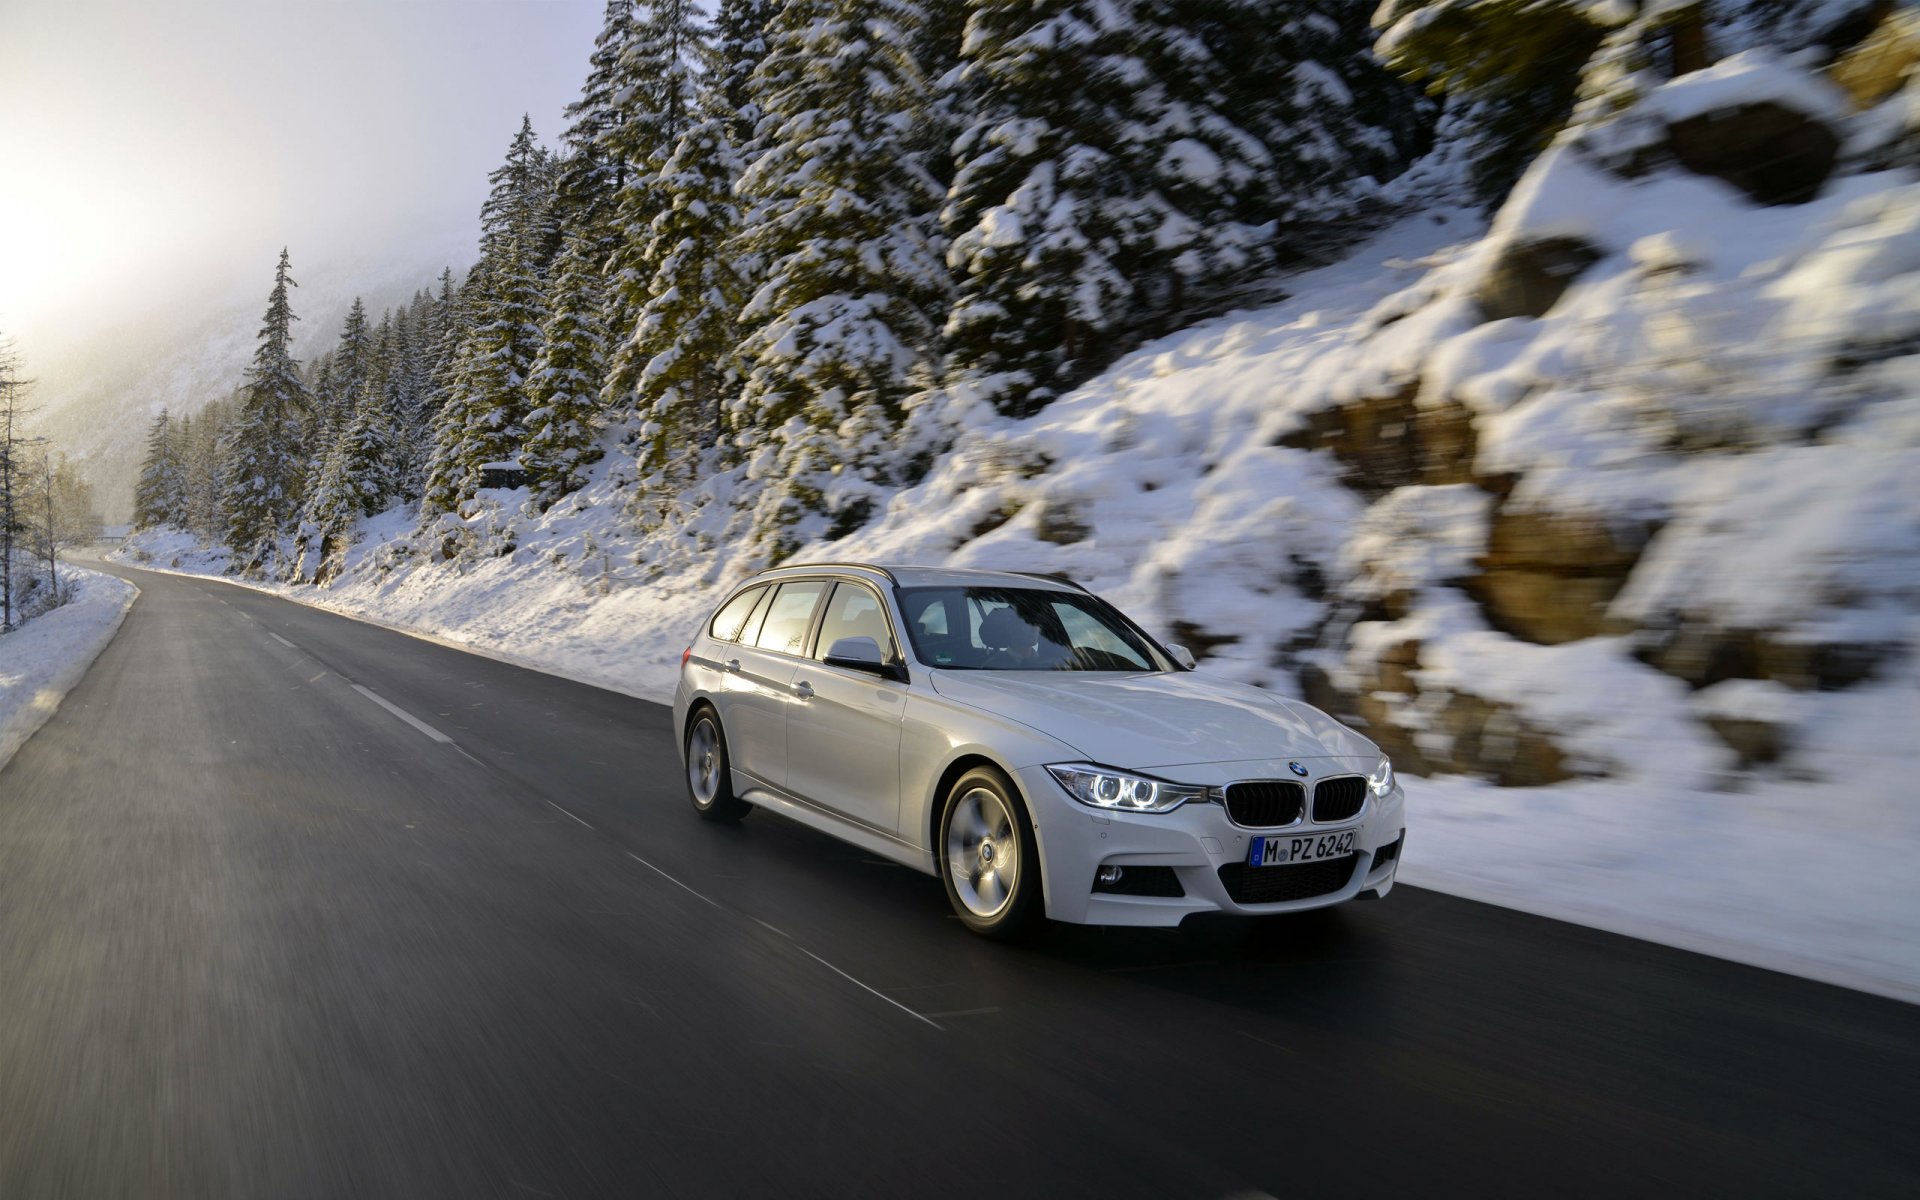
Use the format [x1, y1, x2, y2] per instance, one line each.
[1471, 236, 1603, 320]
[1341, 483, 1492, 620]
[1828, 6, 1920, 110]
[1693, 678, 1801, 766]
[1281, 381, 1491, 496]
[1468, 507, 1653, 645]
[1666, 101, 1842, 205]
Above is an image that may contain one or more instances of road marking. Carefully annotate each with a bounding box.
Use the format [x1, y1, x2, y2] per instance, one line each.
[622, 856, 942, 1032]
[546, 800, 593, 829]
[350, 684, 455, 744]
[625, 852, 721, 908]
[267, 632, 296, 649]
[922, 1006, 1002, 1020]
[790, 945, 944, 1031]
[1237, 1030, 1296, 1056]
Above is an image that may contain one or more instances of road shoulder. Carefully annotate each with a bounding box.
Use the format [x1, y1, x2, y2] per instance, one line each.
[0, 565, 140, 773]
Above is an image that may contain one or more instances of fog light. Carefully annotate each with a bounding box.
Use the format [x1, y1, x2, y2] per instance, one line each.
[1096, 865, 1124, 885]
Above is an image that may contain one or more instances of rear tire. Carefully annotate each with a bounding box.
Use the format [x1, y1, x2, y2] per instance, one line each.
[685, 709, 750, 823]
[938, 766, 1043, 940]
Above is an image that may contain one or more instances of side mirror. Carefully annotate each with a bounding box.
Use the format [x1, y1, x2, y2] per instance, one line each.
[1166, 643, 1197, 671]
[824, 636, 904, 680]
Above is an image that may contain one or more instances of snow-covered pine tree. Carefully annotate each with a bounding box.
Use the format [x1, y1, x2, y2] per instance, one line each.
[732, 0, 950, 557]
[1186, 1, 1431, 256]
[221, 248, 310, 569]
[183, 401, 227, 540]
[709, 0, 779, 152]
[599, 0, 712, 416]
[1370, 0, 1607, 204]
[559, 0, 640, 255]
[385, 300, 430, 500]
[324, 297, 374, 438]
[422, 119, 554, 515]
[132, 408, 186, 529]
[628, 114, 747, 506]
[942, 1, 1288, 420]
[917, 0, 970, 197]
[523, 229, 609, 507]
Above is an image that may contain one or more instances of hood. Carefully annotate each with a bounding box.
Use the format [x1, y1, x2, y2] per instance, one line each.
[927, 670, 1378, 770]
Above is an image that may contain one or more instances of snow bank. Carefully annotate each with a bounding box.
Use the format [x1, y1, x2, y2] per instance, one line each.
[0, 566, 139, 773]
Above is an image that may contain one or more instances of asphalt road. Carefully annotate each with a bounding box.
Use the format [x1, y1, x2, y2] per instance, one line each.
[2, 561, 1915, 1199]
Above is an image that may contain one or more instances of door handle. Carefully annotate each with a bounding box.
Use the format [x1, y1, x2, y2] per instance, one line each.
[793, 680, 815, 700]
[725, 658, 741, 673]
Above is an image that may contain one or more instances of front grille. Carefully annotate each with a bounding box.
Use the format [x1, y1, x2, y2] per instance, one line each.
[1092, 866, 1185, 897]
[1224, 780, 1304, 827]
[1373, 833, 1404, 868]
[1217, 856, 1358, 904]
[1312, 776, 1367, 823]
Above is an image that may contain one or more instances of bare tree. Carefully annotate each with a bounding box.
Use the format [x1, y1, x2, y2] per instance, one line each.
[0, 335, 39, 632]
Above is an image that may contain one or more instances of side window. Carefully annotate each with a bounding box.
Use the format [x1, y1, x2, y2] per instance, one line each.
[814, 582, 898, 662]
[709, 585, 768, 643]
[753, 581, 828, 656]
[737, 586, 776, 647]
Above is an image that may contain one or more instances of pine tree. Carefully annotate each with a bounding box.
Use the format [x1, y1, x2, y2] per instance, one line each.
[423, 120, 554, 515]
[132, 408, 186, 529]
[1371, 0, 1608, 203]
[708, 0, 779, 152]
[221, 249, 310, 568]
[1189, 2, 1431, 250]
[560, 0, 641, 257]
[183, 406, 223, 540]
[522, 229, 609, 506]
[732, 0, 950, 556]
[323, 297, 375, 437]
[599, 0, 713, 414]
[628, 115, 748, 503]
[942, 1, 1294, 420]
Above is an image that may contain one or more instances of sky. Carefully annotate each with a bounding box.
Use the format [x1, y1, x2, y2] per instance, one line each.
[0, 0, 605, 356]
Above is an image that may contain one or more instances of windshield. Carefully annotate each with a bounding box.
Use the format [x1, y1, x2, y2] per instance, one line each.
[895, 586, 1170, 672]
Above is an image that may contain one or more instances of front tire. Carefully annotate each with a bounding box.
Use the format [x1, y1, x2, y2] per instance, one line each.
[939, 767, 1043, 940]
[685, 709, 750, 823]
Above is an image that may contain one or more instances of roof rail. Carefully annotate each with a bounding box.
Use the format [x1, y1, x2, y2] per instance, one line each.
[1010, 570, 1090, 592]
[767, 560, 899, 584]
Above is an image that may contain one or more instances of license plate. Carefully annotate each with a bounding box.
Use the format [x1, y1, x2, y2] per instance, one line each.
[1248, 828, 1356, 867]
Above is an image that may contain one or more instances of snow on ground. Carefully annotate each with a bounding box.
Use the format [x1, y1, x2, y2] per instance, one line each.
[0, 566, 139, 773]
[112, 80, 1920, 1002]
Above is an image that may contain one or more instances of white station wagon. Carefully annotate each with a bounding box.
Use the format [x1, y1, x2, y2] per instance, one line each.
[673, 563, 1405, 938]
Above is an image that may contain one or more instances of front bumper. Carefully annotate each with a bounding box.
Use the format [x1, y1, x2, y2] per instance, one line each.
[1014, 760, 1406, 927]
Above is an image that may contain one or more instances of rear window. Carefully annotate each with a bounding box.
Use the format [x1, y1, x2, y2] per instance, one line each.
[754, 581, 828, 656]
[708, 585, 768, 642]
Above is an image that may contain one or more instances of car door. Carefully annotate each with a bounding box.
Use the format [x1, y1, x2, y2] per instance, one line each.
[722, 579, 827, 791]
[785, 580, 909, 836]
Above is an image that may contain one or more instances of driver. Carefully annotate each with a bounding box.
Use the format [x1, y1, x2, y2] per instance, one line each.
[978, 606, 1070, 668]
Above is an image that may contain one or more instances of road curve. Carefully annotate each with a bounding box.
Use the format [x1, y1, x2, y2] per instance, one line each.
[2, 561, 1915, 1199]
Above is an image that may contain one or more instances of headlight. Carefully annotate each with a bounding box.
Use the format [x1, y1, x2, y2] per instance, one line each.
[1368, 756, 1396, 798]
[1045, 764, 1210, 813]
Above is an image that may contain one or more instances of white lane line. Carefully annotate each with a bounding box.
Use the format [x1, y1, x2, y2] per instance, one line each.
[625, 847, 942, 1032]
[350, 684, 455, 744]
[624, 851, 722, 909]
[547, 800, 594, 829]
[922, 1006, 1002, 1020]
[790, 945, 944, 1031]
[1238, 1030, 1296, 1056]
[268, 632, 296, 649]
